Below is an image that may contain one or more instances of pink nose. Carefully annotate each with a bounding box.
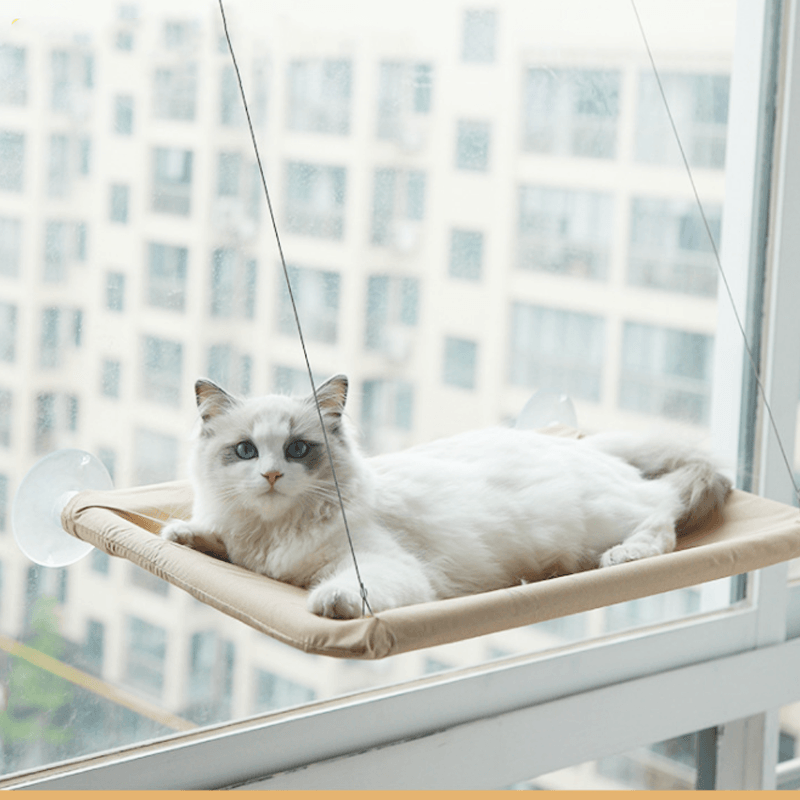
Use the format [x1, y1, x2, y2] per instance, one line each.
[263, 471, 283, 487]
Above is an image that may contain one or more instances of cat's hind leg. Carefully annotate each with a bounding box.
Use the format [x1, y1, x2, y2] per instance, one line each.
[598, 502, 678, 568]
[308, 551, 436, 618]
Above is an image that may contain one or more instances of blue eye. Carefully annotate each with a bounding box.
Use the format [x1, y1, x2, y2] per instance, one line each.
[235, 441, 258, 460]
[286, 440, 310, 459]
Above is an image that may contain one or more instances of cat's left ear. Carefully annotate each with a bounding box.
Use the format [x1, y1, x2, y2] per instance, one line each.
[314, 374, 348, 417]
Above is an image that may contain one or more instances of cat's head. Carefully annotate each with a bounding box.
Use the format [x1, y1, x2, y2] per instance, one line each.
[189, 375, 358, 521]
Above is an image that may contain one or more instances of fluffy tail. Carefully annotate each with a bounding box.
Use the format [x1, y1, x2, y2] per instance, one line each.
[585, 430, 733, 533]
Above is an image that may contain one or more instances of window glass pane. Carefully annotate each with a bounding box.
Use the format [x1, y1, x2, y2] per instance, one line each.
[0, 0, 751, 783]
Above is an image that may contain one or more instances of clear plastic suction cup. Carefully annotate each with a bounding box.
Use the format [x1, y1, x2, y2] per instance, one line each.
[515, 388, 578, 430]
[13, 449, 113, 567]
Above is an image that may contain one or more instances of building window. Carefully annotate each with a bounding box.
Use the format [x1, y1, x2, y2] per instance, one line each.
[365, 275, 419, 355]
[456, 120, 490, 171]
[66, 395, 79, 431]
[219, 65, 244, 127]
[509, 303, 605, 402]
[40, 307, 76, 368]
[106, 271, 126, 312]
[91, 549, 110, 574]
[141, 335, 183, 406]
[39, 308, 59, 368]
[116, 29, 134, 51]
[34, 392, 77, 453]
[129, 563, 169, 595]
[449, 229, 484, 280]
[153, 64, 197, 121]
[278, 265, 340, 343]
[133, 428, 178, 485]
[253, 669, 315, 714]
[114, 95, 134, 135]
[51, 50, 72, 112]
[284, 162, 346, 239]
[0, 473, 7, 532]
[620, 321, 714, 425]
[628, 197, 721, 296]
[0, 45, 26, 105]
[0, 131, 24, 192]
[0, 217, 21, 276]
[273, 365, 315, 396]
[361, 379, 414, 450]
[44, 220, 87, 283]
[210, 248, 256, 318]
[124, 616, 167, 697]
[377, 61, 433, 140]
[215, 156, 261, 224]
[443, 336, 478, 389]
[187, 633, 235, 722]
[164, 20, 197, 50]
[50, 49, 93, 112]
[110, 183, 129, 223]
[101, 359, 121, 398]
[462, 9, 497, 63]
[152, 147, 192, 215]
[207, 345, 252, 396]
[216, 152, 241, 197]
[78, 136, 91, 175]
[147, 242, 188, 311]
[288, 59, 352, 135]
[517, 186, 613, 279]
[0, 303, 16, 362]
[636, 72, 729, 169]
[98, 447, 116, 483]
[47, 134, 70, 197]
[370, 168, 426, 247]
[84, 619, 105, 672]
[523, 68, 621, 159]
[0, 389, 11, 448]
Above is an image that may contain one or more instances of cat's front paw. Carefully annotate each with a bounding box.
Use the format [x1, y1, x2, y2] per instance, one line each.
[160, 521, 228, 560]
[599, 541, 661, 568]
[161, 520, 197, 545]
[307, 581, 364, 619]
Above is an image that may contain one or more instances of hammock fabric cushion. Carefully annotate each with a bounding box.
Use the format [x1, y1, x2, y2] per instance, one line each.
[60, 428, 800, 659]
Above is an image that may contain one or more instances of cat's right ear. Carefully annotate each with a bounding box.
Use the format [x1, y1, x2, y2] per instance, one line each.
[314, 374, 348, 417]
[195, 379, 236, 423]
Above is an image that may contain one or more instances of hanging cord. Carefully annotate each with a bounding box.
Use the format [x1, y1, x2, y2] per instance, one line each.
[630, 0, 800, 507]
[216, 0, 372, 615]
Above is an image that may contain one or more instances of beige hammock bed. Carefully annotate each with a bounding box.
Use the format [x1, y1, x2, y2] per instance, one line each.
[60, 429, 800, 660]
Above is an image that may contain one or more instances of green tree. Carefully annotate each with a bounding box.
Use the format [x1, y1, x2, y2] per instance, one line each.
[0, 597, 74, 772]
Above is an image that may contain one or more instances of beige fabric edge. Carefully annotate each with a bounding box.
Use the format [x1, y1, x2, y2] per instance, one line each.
[61, 482, 800, 659]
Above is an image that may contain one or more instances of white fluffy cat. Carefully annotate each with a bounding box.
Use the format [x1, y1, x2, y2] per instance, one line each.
[161, 375, 731, 619]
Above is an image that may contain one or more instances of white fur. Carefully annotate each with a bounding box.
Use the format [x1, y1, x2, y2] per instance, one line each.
[161, 377, 732, 619]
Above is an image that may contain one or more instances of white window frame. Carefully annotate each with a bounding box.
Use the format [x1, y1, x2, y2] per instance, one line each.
[5, 0, 800, 790]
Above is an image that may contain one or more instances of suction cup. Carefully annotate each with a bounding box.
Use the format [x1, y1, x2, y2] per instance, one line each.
[515, 389, 578, 430]
[13, 449, 113, 567]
